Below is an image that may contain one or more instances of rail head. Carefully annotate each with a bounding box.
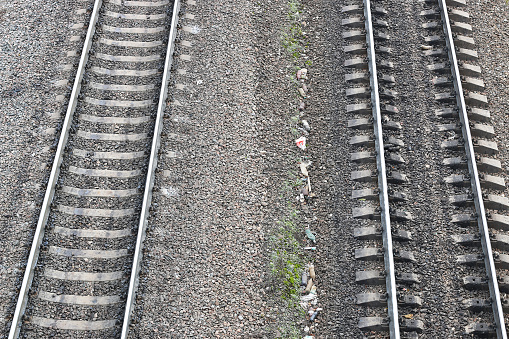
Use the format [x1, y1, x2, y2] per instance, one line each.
[437, 0, 507, 337]
[120, 0, 181, 337]
[363, 0, 400, 337]
[7, 1, 103, 338]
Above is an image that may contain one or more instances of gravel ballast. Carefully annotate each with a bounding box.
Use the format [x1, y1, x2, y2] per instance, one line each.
[129, 0, 286, 336]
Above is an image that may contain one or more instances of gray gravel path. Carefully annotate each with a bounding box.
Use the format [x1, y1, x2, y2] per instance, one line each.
[129, 0, 283, 337]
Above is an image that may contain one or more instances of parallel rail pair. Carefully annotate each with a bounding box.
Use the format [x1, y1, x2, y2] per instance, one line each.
[357, 0, 506, 337]
[8, 0, 181, 337]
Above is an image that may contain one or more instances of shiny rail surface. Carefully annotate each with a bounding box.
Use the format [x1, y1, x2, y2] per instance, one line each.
[120, 0, 180, 337]
[364, 0, 400, 337]
[437, 0, 507, 337]
[8, 1, 103, 337]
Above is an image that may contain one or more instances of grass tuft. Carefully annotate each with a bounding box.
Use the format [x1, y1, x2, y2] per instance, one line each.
[281, 0, 305, 59]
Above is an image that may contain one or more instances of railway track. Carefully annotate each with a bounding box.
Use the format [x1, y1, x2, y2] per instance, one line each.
[343, 0, 508, 337]
[426, 0, 507, 336]
[8, 0, 180, 337]
[5, 0, 508, 337]
[344, 0, 421, 337]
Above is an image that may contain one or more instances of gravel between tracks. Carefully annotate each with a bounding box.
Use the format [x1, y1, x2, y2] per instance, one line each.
[128, 0, 292, 337]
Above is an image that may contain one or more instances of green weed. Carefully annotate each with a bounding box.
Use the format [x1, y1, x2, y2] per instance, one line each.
[269, 210, 304, 302]
[276, 324, 301, 339]
[269, 0, 311, 336]
[281, 0, 305, 59]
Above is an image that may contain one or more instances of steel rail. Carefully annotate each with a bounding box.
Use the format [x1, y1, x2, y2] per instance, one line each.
[363, 0, 400, 337]
[437, 0, 507, 337]
[8, 1, 103, 337]
[120, 0, 180, 337]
